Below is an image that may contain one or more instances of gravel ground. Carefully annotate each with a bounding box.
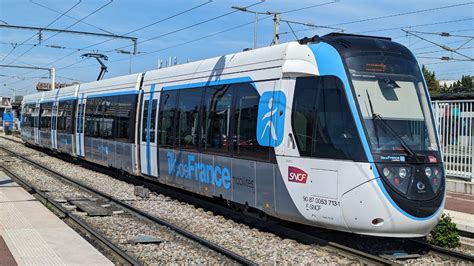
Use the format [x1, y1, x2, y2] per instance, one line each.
[2, 136, 472, 264]
[85, 215, 229, 264]
[0, 149, 232, 264]
[0, 138, 358, 264]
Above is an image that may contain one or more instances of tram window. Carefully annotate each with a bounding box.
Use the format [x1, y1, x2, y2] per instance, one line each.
[23, 104, 34, 128]
[77, 103, 85, 134]
[292, 78, 317, 157]
[148, 99, 158, 143]
[102, 96, 116, 139]
[292, 76, 365, 161]
[39, 102, 53, 130]
[232, 84, 269, 160]
[176, 88, 201, 150]
[93, 98, 103, 138]
[116, 94, 137, 143]
[141, 99, 149, 142]
[141, 97, 156, 143]
[85, 98, 100, 137]
[159, 90, 178, 147]
[57, 100, 75, 134]
[202, 85, 233, 154]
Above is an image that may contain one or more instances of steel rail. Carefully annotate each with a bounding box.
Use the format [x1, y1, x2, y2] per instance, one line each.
[0, 137, 396, 264]
[0, 164, 141, 266]
[3, 136, 472, 264]
[0, 144, 257, 266]
[410, 239, 474, 262]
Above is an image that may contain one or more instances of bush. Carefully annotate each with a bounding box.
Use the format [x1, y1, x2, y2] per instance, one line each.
[430, 213, 461, 248]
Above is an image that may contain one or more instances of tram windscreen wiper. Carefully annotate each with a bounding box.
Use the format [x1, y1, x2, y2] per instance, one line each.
[365, 90, 420, 162]
[373, 114, 421, 162]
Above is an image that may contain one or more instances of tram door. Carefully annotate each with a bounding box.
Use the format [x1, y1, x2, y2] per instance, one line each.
[33, 102, 40, 144]
[51, 101, 58, 149]
[75, 96, 86, 157]
[140, 91, 159, 177]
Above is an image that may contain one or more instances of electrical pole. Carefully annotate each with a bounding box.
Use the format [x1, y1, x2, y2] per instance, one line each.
[232, 6, 281, 46]
[273, 13, 280, 45]
[0, 64, 56, 89]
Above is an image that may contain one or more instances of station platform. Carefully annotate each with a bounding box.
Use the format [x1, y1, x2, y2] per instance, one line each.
[0, 171, 112, 265]
[445, 191, 474, 235]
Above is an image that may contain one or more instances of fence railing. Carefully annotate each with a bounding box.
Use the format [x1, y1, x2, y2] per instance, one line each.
[432, 100, 474, 181]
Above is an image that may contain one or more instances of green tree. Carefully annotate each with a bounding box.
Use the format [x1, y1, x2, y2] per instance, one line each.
[450, 75, 473, 93]
[422, 65, 440, 93]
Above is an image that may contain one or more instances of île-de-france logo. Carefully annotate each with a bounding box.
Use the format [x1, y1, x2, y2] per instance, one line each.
[257, 91, 286, 147]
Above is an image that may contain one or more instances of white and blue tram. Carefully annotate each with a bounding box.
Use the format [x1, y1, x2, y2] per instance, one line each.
[21, 33, 445, 237]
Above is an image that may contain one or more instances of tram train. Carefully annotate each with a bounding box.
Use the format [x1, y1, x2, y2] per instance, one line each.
[21, 33, 446, 237]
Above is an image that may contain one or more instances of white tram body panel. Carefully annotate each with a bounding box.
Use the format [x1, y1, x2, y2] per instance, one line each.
[21, 33, 445, 237]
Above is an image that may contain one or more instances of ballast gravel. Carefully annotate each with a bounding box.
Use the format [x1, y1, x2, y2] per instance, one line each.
[2, 136, 471, 264]
[0, 149, 232, 264]
[0, 138, 356, 264]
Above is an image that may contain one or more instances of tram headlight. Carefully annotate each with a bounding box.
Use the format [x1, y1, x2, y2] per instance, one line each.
[399, 167, 408, 179]
[426, 166, 443, 194]
[383, 168, 390, 177]
[425, 167, 432, 178]
[377, 165, 411, 195]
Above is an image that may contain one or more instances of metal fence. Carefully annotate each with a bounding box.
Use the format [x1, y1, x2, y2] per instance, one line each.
[432, 100, 474, 181]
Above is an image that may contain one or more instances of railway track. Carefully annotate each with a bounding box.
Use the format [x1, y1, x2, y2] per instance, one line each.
[0, 165, 141, 265]
[2, 135, 473, 264]
[0, 142, 255, 265]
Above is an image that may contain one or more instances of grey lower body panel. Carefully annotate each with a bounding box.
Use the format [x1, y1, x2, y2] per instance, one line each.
[57, 133, 74, 154]
[21, 128, 35, 144]
[39, 130, 51, 148]
[156, 148, 304, 221]
[83, 136, 134, 172]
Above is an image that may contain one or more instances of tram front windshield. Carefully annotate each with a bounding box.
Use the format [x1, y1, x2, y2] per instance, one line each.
[346, 53, 439, 158]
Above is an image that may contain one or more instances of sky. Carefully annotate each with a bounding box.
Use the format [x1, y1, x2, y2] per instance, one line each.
[0, 0, 473, 98]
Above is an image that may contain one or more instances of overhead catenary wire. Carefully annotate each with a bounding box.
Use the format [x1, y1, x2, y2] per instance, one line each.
[328, 2, 474, 27]
[404, 29, 474, 39]
[81, 0, 213, 53]
[1, 0, 114, 71]
[416, 46, 474, 55]
[56, 0, 341, 72]
[403, 29, 474, 61]
[358, 18, 474, 34]
[0, 0, 82, 63]
[107, 1, 265, 52]
[29, 0, 115, 35]
[6, 1, 474, 90]
[55, 1, 474, 72]
[0, 0, 217, 86]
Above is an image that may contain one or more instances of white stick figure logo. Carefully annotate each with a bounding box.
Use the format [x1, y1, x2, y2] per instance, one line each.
[261, 97, 278, 141]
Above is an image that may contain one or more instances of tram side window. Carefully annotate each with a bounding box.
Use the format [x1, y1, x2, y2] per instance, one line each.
[158, 91, 178, 147]
[141, 100, 149, 142]
[22, 104, 34, 128]
[102, 96, 116, 139]
[115, 94, 137, 143]
[202, 85, 233, 154]
[176, 88, 201, 150]
[292, 76, 365, 161]
[57, 100, 75, 134]
[85, 98, 100, 137]
[142, 98, 158, 143]
[232, 84, 269, 160]
[39, 102, 53, 130]
[292, 78, 316, 156]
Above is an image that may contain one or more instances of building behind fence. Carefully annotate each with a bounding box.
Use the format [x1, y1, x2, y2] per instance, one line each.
[432, 99, 473, 182]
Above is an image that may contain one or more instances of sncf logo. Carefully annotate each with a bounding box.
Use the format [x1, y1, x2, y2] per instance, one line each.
[288, 166, 308, 184]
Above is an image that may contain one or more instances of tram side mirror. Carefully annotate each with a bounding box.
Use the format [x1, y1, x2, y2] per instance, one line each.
[379, 78, 400, 89]
[378, 78, 400, 101]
